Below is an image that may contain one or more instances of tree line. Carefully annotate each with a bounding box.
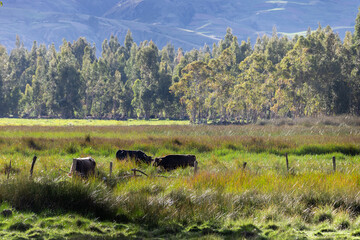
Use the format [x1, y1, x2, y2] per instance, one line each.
[1, 10, 360, 123]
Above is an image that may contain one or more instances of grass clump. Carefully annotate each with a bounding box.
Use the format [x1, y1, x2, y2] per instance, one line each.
[8, 222, 33, 232]
[88, 224, 104, 234]
[313, 207, 334, 224]
[0, 177, 117, 220]
[64, 143, 79, 154]
[334, 212, 351, 230]
[352, 230, 360, 237]
[23, 138, 42, 151]
[84, 134, 91, 143]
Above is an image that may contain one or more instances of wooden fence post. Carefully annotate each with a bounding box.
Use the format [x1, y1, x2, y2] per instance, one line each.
[243, 162, 247, 170]
[194, 161, 198, 175]
[7, 160, 11, 180]
[285, 153, 289, 173]
[30, 156, 37, 178]
[109, 162, 113, 178]
[332, 156, 336, 172]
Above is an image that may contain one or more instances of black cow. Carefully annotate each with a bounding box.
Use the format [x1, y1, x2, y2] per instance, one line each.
[69, 157, 96, 177]
[153, 154, 197, 171]
[116, 150, 153, 164]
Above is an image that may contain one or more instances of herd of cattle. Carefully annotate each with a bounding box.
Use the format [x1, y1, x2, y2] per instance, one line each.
[69, 150, 197, 177]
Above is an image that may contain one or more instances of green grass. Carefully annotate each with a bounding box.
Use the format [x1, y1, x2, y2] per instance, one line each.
[0, 116, 359, 239]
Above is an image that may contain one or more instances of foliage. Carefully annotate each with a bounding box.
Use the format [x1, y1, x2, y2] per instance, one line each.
[1, 9, 360, 122]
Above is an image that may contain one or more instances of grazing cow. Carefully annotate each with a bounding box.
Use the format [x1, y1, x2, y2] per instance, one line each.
[116, 150, 153, 164]
[153, 154, 197, 171]
[69, 157, 96, 177]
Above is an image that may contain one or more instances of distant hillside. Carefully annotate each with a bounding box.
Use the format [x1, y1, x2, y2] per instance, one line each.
[0, 0, 358, 52]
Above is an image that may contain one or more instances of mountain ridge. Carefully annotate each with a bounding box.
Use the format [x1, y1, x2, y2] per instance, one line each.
[0, 0, 358, 52]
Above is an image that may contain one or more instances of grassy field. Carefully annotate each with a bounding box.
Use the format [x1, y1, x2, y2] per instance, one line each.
[0, 118, 190, 126]
[0, 117, 360, 239]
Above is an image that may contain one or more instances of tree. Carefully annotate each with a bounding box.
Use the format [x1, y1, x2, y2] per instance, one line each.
[135, 41, 160, 118]
[170, 61, 211, 123]
[124, 29, 134, 57]
[125, 43, 139, 83]
[18, 84, 33, 117]
[157, 58, 173, 117]
[81, 45, 96, 116]
[207, 48, 237, 122]
[131, 79, 142, 117]
[265, 27, 293, 65]
[31, 48, 48, 116]
[54, 40, 82, 118]
[219, 28, 234, 52]
[233, 52, 275, 122]
[349, 8, 360, 114]
[354, 7, 360, 45]
[71, 37, 95, 67]
[0, 45, 8, 116]
[4, 36, 29, 116]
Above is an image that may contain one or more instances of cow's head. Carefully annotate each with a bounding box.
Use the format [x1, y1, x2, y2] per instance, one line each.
[152, 158, 160, 167]
[116, 150, 125, 159]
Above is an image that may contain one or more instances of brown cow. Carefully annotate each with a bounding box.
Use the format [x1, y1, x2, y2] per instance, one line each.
[153, 154, 196, 171]
[116, 150, 153, 164]
[69, 157, 96, 177]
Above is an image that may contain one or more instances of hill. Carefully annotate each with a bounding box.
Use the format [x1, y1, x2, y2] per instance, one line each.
[0, 0, 358, 52]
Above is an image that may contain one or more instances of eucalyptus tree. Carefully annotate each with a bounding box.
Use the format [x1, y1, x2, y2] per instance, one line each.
[135, 41, 160, 119]
[170, 61, 211, 123]
[207, 48, 237, 122]
[54, 40, 82, 118]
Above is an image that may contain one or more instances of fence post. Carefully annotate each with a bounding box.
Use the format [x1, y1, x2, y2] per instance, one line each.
[109, 162, 113, 178]
[286, 153, 289, 173]
[7, 160, 11, 180]
[332, 156, 336, 172]
[30, 156, 37, 178]
[243, 162, 247, 170]
[194, 161, 198, 175]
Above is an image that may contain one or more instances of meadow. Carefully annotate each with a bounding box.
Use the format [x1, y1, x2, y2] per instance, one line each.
[0, 116, 360, 239]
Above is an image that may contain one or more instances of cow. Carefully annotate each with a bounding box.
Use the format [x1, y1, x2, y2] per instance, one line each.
[69, 157, 96, 177]
[116, 150, 153, 164]
[153, 154, 197, 171]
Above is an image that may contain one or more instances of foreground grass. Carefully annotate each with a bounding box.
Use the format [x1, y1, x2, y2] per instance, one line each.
[0, 116, 360, 239]
[2, 172, 360, 239]
[1, 210, 359, 239]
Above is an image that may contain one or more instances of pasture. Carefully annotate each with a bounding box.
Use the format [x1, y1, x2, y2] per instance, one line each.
[0, 117, 360, 239]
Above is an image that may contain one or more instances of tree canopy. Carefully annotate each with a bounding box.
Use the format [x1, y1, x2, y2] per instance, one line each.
[1, 9, 360, 123]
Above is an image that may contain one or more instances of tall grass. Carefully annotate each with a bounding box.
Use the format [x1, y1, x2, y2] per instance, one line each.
[0, 117, 359, 238]
[2, 170, 360, 227]
[0, 176, 116, 220]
